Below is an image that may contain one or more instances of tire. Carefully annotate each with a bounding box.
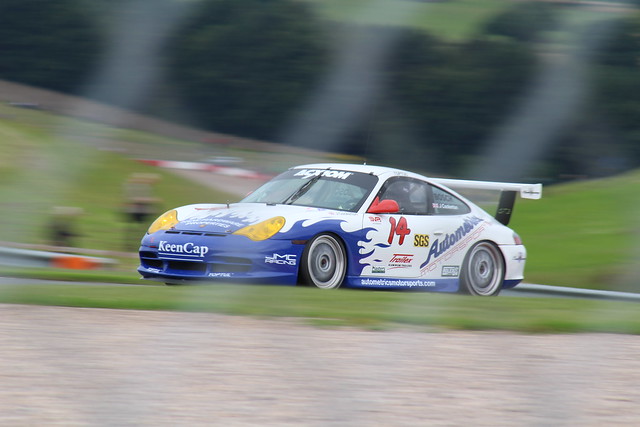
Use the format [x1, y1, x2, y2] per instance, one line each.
[300, 234, 347, 289]
[460, 242, 504, 296]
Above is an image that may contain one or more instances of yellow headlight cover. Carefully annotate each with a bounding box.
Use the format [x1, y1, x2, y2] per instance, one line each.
[148, 209, 179, 234]
[233, 216, 285, 241]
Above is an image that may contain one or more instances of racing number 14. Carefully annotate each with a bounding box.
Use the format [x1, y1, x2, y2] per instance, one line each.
[388, 217, 411, 245]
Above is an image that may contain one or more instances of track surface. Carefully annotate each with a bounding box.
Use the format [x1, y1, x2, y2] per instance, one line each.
[1, 277, 638, 425]
[1, 303, 639, 426]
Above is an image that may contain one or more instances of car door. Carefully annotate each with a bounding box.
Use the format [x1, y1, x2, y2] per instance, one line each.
[361, 177, 479, 280]
[360, 177, 433, 278]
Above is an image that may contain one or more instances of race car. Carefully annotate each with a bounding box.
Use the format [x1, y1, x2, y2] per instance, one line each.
[138, 163, 541, 296]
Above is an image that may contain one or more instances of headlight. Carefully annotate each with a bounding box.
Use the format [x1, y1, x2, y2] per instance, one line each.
[148, 209, 179, 234]
[233, 216, 285, 241]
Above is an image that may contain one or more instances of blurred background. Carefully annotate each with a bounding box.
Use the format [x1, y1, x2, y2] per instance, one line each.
[1, 0, 640, 291]
[4, 4, 640, 426]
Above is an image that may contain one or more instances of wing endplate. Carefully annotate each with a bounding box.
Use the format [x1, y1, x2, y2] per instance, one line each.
[495, 190, 517, 226]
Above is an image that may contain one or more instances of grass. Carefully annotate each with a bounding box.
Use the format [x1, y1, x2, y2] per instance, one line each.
[0, 103, 238, 252]
[511, 171, 640, 292]
[0, 265, 141, 284]
[0, 282, 639, 334]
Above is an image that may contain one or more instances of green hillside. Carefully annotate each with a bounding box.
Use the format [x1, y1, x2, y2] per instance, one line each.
[0, 102, 237, 253]
[2, 101, 639, 292]
[511, 171, 640, 292]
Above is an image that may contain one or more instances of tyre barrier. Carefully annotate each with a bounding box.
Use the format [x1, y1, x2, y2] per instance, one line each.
[136, 159, 272, 180]
[0, 246, 117, 270]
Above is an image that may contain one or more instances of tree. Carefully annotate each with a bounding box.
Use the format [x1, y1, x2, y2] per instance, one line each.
[482, 1, 557, 43]
[386, 30, 536, 173]
[592, 13, 640, 163]
[0, 0, 103, 93]
[166, 0, 328, 140]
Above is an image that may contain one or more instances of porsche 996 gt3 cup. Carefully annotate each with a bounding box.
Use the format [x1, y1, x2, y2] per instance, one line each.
[138, 164, 541, 296]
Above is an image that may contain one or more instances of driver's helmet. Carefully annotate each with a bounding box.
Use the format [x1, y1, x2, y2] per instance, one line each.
[384, 181, 412, 208]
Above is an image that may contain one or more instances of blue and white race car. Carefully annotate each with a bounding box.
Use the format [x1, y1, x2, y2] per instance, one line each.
[138, 164, 541, 296]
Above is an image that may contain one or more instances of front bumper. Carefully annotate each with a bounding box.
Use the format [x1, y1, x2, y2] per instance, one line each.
[138, 231, 305, 285]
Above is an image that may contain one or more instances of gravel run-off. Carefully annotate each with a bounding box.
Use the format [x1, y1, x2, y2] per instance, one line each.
[1, 304, 640, 426]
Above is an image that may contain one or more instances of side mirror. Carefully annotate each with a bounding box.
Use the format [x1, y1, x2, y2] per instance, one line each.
[367, 199, 400, 214]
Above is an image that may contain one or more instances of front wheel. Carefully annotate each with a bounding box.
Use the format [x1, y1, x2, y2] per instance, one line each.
[460, 242, 504, 296]
[300, 234, 347, 289]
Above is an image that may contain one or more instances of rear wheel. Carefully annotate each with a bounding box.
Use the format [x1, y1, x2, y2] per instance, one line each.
[300, 234, 346, 289]
[460, 242, 504, 296]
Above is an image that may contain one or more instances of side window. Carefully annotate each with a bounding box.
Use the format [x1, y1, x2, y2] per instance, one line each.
[377, 178, 429, 215]
[430, 185, 470, 215]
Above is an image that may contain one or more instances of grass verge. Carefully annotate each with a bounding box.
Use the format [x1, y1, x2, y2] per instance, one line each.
[0, 282, 639, 334]
[511, 170, 640, 292]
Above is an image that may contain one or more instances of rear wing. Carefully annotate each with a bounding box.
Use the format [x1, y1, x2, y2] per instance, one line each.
[430, 178, 542, 226]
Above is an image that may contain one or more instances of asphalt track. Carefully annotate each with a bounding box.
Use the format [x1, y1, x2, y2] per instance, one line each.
[1, 276, 639, 302]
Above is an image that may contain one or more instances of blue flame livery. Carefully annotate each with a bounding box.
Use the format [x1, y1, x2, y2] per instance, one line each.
[139, 163, 541, 296]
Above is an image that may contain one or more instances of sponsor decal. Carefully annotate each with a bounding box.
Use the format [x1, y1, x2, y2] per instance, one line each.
[413, 234, 430, 247]
[389, 253, 413, 269]
[294, 169, 354, 180]
[442, 265, 460, 277]
[194, 207, 226, 211]
[158, 241, 209, 257]
[265, 253, 297, 266]
[522, 188, 541, 198]
[359, 278, 436, 288]
[208, 272, 232, 277]
[181, 218, 245, 228]
[423, 216, 483, 265]
[372, 266, 385, 274]
[513, 253, 526, 263]
[434, 191, 456, 203]
[368, 216, 382, 223]
[419, 216, 486, 275]
[350, 277, 459, 292]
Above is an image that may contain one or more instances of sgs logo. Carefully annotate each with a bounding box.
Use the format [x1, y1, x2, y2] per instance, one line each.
[413, 234, 430, 247]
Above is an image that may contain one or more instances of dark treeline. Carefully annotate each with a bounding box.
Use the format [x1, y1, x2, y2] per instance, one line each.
[1, 0, 639, 181]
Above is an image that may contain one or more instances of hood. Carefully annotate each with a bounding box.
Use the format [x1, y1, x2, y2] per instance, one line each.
[172, 203, 336, 234]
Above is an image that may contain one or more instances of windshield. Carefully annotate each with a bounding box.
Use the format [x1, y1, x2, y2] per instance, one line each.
[241, 168, 378, 212]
